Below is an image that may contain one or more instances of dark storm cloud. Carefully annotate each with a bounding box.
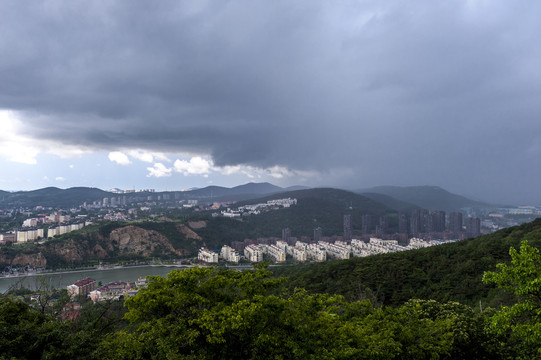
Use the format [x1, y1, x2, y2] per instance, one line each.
[1, 1, 541, 203]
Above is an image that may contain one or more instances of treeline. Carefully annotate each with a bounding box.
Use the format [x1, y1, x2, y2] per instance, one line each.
[3, 237, 541, 359]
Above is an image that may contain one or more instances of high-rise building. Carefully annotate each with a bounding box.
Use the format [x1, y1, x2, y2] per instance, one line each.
[399, 212, 409, 234]
[361, 214, 372, 235]
[313, 227, 323, 243]
[343, 214, 352, 241]
[430, 211, 446, 232]
[465, 217, 481, 238]
[377, 216, 388, 236]
[420, 209, 430, 233]
[410, 210, 420, 235]
[282, 228, 291, 243]
[449, 212, 463, 233]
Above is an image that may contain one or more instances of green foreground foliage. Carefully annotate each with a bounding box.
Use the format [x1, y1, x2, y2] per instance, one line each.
[2, 240, 541, 359]
[483, 240, 541, 357]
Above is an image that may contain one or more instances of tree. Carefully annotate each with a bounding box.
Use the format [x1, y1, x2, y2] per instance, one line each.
[98, 266, 286, 359]
[0, 298, 66, 359]
[98, 266, 471, 359]
[483, 240, 541, 358]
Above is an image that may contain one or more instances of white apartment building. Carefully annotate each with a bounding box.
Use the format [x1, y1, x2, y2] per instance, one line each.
[22, 218, 38, 228]
[48, 227, 58, 238]
[0, 233, 16, 242]
[48, 223, 85, 238]
[370, 238, 407, 252]
[369, 238, 398, 246]
[244, 244, 264, 263]
[292, 247, 307, 262]
[307, 243, 327, 262]
[220, 245, 240, 263]
[47, 212, 70, 224]
[16, 229, 44, 243]
[266, 198, 297, 207]
[319, 241, 350, 260]
[335, 240, 352, 251]
[267, 244, 286, 263]
[351, 238, 409, 257]
[198, 248, 219, 263]
[275, 240, 288, 251]
[408, 237, 430, 249]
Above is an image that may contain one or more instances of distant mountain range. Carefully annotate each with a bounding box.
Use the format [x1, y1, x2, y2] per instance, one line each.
[0, 182, 493, 212]
[357, 185, 494, 212]
[0, 183, 310, 209]
[178, 182, 308, 200]
[0, 187, 111, 209]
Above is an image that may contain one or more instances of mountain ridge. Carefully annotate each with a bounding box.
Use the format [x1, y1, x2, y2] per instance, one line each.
[0, 183, 307, 209]
[357, 185, 494, 211]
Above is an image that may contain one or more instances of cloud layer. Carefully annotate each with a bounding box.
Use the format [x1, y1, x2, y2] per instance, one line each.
[1, 1, 541, 203]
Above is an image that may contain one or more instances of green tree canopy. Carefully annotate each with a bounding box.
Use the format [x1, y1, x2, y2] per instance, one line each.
[483, 240, 541, 358]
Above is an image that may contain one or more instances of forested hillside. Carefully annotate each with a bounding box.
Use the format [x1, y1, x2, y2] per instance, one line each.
[236, 188, 397, 236]
[275, 218, 541, 307]
[0, 187, 111, 209]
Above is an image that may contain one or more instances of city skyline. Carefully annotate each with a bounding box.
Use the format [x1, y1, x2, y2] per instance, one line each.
[1, 1, 541, 205]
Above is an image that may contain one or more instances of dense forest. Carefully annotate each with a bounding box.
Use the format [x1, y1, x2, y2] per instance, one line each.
[2, 233, 541, 358]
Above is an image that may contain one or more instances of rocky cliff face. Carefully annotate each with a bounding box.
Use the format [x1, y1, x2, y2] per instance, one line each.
[0, 252, 47, 268]
[0, 224, 194, 268]
[108, 225, 184, 257]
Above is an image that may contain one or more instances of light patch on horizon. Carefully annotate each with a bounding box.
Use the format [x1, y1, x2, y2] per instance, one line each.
[0, 110, 90, 165]
[0, 111, 41, 165]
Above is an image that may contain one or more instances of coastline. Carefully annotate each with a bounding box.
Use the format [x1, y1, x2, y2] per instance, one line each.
[0, 263, 193, 280]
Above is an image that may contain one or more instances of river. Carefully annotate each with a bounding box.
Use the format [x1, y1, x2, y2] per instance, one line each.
[0, 265, 184, 293]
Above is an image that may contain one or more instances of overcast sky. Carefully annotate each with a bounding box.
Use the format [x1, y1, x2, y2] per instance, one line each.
[0, 1, 540, 205]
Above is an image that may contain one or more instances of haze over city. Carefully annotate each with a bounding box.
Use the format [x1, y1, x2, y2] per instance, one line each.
[1, 1, 540, 205]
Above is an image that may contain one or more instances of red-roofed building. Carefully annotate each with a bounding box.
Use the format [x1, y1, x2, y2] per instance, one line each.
[67, 277, 96, 298]
[62, 302, 82, 321]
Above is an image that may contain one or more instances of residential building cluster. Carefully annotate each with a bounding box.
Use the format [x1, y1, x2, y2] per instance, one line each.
[47, 223, 85, 237]
[350, 238, 408, 257]
[67, 276, 147, 302]
[1, 222, 89, 244]
[216, 198, 297, 218]
[199, 218, 464, 265]
[359, 210, 483, 240]
[198, 248, 219, 263]
[1, 208, 92, 245]
[89, 280, 139, 302]
[22, 211, 72, 228]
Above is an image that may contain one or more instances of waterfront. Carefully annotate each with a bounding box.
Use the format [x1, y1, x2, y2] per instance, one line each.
[0, 265, 184, 293]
